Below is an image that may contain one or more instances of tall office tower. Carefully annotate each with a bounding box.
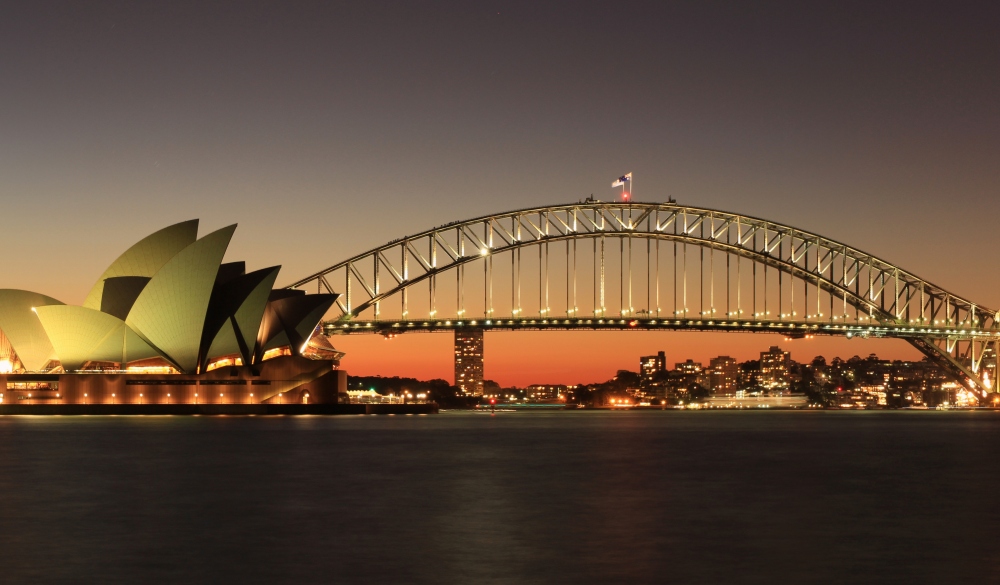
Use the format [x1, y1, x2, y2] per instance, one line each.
[709, 355, 739, 395]
[759, 346, 791, 388]
[639, 351, 667, 381]
[454, 329, 484, 395]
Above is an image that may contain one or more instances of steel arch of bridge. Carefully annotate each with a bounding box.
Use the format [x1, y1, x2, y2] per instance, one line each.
[288, 201, 999, 396]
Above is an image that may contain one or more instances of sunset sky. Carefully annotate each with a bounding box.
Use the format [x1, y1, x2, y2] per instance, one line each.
[2, 2, 998, 386]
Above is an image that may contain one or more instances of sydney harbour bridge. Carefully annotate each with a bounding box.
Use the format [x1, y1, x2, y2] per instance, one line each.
[287, 201, 999, 398]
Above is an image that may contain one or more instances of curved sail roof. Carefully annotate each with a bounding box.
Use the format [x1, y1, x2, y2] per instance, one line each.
[2, 220, 341, 375]
[206, 320, 241, 363]
[100, 276, 151, 320]
[34, 306, 159, 371]
[0, 290, 64, 371]
[200, 266, 281, 369]
[231, 268, 280, 356]
[260, 294, 337, 355]
[291, 299, 335, 352]
[125, 225, 236, 373]
[82, 219, 199, 311]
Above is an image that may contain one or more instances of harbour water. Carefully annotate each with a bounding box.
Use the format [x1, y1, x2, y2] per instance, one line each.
[0, 410, 997, 584]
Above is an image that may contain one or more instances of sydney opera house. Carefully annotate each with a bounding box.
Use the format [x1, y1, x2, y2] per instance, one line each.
[0, 220, 345, 407]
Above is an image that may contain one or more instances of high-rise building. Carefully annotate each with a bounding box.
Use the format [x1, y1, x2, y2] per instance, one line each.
[640, 351, 667, 381]
[759, 346, 791, 388]
[709, 356, 739, 395]
[454, 329, 484, 395]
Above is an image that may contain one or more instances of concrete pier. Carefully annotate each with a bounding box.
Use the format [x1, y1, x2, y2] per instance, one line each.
[0, 403, 438, 416]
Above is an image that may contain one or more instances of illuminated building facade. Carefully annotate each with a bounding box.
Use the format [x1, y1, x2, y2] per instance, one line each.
[454, 329, 484, 395]
[526, 384, 567, 401]
[640, 351, 666, 381]
[0, 220, 346, 406]
[674, 359, 708, 389]
[759, 346, 791, 389]
[709, 356, 739, 395]
[675, 359, 703, 377]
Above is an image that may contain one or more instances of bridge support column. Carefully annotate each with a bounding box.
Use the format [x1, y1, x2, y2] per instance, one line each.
[454, 329, 484, 396]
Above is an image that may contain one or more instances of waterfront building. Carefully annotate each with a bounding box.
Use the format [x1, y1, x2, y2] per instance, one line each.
[526, 384, 567, 401]
[0, 220, 345, 405]
[707, 394, 808, 409]
[759, 346, 791, 389]
[454, 329, 484, 395]
[709, 356, 739, 395]
[640, 351, 666, 381]
[838, 383, 889, 408]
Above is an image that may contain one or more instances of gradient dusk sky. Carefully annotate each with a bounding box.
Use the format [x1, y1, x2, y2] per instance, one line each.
[2, 2, 998, 386]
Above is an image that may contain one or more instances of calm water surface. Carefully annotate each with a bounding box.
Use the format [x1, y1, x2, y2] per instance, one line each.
[0, 410, 997, 584]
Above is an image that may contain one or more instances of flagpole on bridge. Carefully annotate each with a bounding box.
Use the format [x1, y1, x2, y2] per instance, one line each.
[612, 172, 632, 202]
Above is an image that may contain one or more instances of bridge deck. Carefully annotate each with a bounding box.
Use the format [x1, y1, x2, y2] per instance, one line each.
[324, 317, 998, 341]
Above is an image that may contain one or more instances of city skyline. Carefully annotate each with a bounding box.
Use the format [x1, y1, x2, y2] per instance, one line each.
[351, 341, 978, 410]
[339, 329, 934, 387]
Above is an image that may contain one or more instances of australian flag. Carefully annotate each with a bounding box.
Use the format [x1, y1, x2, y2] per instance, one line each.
[611, 173, 632, 188]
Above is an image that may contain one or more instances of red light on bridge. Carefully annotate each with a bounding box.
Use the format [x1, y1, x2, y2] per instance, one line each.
[629, 320, 638, 327]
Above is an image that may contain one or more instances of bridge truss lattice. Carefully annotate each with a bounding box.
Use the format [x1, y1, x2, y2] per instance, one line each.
[288, 202, 999, 396]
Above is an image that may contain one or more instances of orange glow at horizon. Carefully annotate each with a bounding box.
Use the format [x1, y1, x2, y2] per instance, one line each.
[333, 330, 923, 388]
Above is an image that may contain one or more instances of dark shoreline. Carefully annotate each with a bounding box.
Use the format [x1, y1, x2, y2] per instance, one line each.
[0, 403, 439, 416]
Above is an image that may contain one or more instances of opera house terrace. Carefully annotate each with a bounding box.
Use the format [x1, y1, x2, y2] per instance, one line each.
[0, 220, 353, 412]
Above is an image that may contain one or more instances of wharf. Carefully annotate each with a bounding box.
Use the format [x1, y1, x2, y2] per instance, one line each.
[0, 403, 438, 416]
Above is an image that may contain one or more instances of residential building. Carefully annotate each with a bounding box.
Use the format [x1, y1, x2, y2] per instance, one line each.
[454, 329, 484, 395]
[640, 351, 667, 382]
[759, 346, 791, 388]
[709, 356, 739, 395]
